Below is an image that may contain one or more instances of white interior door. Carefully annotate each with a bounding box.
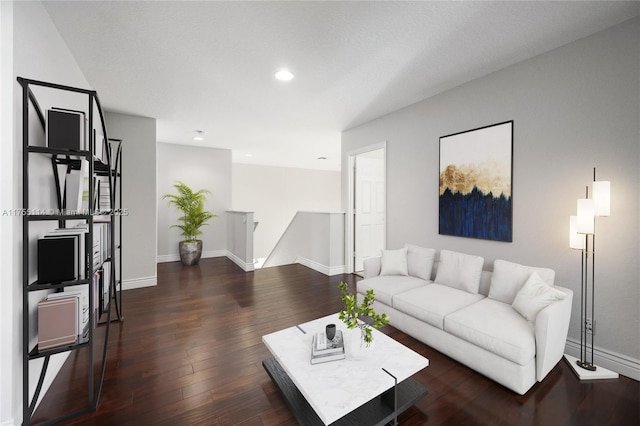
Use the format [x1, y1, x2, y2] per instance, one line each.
[354, 150, 385, 271]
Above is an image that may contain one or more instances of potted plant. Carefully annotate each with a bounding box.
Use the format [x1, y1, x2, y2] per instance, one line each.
[162, 181, 216, 266]
[338, 281, 389, 347]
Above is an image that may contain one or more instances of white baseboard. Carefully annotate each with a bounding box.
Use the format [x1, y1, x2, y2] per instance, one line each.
[295, 257, 345, 276]
[202, 249, 226, 259]
[157, 250, 226, 264]
[565, 337, 640, 380]
[122, 276, 157, 290]
[226, 251, 255, 272]
[157, 253, 180, 263]
[0, 418, 15, 426]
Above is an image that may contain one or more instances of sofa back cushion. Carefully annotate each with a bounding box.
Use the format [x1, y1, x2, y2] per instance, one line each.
[434, 250, 484, 294]
[489, 259, 556, 304]
[433, 262, 492, 296]
[380, 247, 408, 276]
[404, 244, 436, 280]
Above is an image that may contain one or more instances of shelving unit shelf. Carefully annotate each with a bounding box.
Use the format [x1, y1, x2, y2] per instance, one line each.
[19, 77, 124, 426]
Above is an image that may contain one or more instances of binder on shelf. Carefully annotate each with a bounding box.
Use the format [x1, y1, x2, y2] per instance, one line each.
[45, 108, 86, 151]
[93, 128, 107, 164]
[92, 270, 101, 324]
[37, 237, 76, 284]
[64, 171, 82, 212]
[92, 223, 106, 269]
[38, 297, 78, 350]
[101, 222, 111, 260]
[81, 162, 90, 211]
[54, 286, 90, 341]
[101, 260, 111, 313]
[92, 176, 99, 211]
[44, 226, 88, 279]
[98, 178, 111, 211]
[64, 159, 89, 213]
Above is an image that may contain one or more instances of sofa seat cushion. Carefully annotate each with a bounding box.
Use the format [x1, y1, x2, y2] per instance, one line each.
[357, 276, 429, 306]
[393, 284, 485, 330]
[444, 298, 535, 366]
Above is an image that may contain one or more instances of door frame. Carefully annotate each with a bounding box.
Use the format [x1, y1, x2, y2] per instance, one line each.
[346, 142, 387, 274]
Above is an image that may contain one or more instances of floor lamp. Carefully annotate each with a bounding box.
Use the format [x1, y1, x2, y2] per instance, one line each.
[565, 168, 618, 380]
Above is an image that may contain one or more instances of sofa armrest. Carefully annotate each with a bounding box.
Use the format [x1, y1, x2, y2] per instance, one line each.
[534, 285, 573, 381]
[363, 256, 382, 278]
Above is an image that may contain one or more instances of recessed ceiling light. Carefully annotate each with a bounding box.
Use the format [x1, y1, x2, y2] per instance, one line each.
[193, 130, 204, 141]
[245, 154, 253, 157]
[317, 156, 327, 160]
[275, 69, 294, 81]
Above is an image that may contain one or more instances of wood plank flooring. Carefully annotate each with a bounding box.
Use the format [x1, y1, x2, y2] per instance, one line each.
[32, 258, 639, 425]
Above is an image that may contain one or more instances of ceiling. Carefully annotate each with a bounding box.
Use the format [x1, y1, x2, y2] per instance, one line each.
[42, 1, 640, 171]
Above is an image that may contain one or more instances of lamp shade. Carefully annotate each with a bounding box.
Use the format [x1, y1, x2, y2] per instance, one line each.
[593, 180, 610, 217]
[576, 198, 594, 234]
[569, 216, 586, 250]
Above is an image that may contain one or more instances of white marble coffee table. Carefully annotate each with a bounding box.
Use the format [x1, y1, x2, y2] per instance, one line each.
[262, 313, 429, 425]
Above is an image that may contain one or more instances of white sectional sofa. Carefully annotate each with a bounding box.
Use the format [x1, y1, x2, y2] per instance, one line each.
[356, 244, 573, 395]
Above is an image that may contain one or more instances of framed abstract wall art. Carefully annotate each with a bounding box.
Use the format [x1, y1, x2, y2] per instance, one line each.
[439, 121, 513, 242]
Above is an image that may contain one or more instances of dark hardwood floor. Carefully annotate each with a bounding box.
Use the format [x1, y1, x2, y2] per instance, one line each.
[32, 258, 639, 425]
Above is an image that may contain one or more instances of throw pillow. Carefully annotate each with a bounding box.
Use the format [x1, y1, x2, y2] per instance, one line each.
[380, 247, 408, 276]
[489, 259, 556, 305]
[404, 244, 436, 280]
[434, 250, 484, 294]
[512, 272, 567, 323]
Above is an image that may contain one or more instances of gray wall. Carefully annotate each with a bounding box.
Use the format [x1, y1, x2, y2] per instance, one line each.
[105, 112, 157, 288]
[157, 142, 231, 260]
[342, 18, 639, 369]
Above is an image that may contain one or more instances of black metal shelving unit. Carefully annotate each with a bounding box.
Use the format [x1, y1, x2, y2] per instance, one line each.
[96, 138, 124, 326]
[19, 77, 123, 425]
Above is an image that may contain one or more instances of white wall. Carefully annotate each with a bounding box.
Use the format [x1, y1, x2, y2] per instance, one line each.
[342, 18, 640, 376]
[0, 2, 15, 424]
[157, 143, 231, 262]
[232, 163, 341, 259]
[104, 112, 157, 289]
[5, 1, 95, 424]
[263, 211, 345, 275]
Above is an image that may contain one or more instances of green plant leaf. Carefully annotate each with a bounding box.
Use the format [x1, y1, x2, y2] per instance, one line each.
[162, 181, 217, 240]
[337, 281, 389, 345]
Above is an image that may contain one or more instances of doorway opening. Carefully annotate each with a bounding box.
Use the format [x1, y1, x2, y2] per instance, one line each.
[346, 143, 386, 274]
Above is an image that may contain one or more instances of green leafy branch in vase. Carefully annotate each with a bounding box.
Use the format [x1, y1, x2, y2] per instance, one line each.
[338, 281, 389, 347]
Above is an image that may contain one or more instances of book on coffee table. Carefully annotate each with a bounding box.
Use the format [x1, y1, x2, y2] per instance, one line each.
[311, 331, 345, 364]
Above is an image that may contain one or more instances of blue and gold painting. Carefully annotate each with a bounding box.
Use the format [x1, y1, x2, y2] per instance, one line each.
[439, 121, 513, 242]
